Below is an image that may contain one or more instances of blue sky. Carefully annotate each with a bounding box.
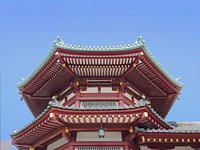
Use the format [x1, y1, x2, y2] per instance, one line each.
[1, 0, 200, 148]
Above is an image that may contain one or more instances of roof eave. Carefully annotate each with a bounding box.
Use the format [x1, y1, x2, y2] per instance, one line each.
[16, 43, 58, 89]
[140, 44, 184, 89]
[16, 40, 142, 90]
[16, 37, 183, 91]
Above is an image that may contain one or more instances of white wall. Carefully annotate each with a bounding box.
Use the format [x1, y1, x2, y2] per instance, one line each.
[77, 132, 122, 141]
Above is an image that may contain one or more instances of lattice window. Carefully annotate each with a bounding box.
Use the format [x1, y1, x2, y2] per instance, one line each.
[80, 101, 118, 109]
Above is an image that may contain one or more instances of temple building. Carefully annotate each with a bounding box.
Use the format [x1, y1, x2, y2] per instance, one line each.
[11, 37, 200, 150]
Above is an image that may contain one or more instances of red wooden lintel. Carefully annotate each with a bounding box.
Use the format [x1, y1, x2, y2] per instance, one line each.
[63, 95, 76, 106]
[62, 131, 73, 142]
[80, 93, 118, 97]
[124, 132, 136, 141]
[77, 97, 122, 101]
[121, 94, 135, 106]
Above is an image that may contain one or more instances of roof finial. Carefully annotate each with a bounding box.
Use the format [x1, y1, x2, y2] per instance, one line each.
[134, 35, 142, 45]
[175, 77, 181, 81]
[138, 35, 142, 41]
[20, 78, 25, 81]
[55, 36, 65, 45]
[13, 128, 17, 134]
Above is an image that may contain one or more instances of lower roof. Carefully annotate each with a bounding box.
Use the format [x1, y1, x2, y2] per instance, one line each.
[138, 122, 200, 134]
[136, 122, 200, 149]
[11, 103, 173, 147]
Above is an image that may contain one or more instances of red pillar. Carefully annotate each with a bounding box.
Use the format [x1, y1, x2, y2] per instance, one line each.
[67, 142, 74, 150]
[74, 89, 81, 109]
[131, 96, 135, 106]
[67, 145, 74, 150]
[124, 145, 130, 150]
[74, 100, 80, 108]
[118, 100, 124, 107]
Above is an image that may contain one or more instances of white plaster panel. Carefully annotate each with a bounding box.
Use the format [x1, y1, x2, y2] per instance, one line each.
[77, 132, 122, 141]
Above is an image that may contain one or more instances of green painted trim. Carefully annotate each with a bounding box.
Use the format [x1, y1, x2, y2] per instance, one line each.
[17, 44, 58, 88]
[140, 44, 184, 88]
[17, 39, 183, 89]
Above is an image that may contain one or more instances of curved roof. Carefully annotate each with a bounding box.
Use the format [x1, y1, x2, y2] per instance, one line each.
[17, 37, 183, 89]
[138, 122, 200, 133]
[11, 103, 172, 138]
[16, 36, 184, 118]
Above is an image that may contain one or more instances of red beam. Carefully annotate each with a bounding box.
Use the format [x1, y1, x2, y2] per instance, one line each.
[77, 97, 121, 101]
[62, 131, 73, 142]
[68, 127, 129, 131]
[80, 93, 118, 97]
[63, 95, 76, 106]
[124, 133, 136, 141]
[121, 94, 135, 106]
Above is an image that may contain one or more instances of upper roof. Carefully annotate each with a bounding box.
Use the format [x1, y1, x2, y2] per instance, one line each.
[17, 36, 183, 88]
[17, 36, 183, 118]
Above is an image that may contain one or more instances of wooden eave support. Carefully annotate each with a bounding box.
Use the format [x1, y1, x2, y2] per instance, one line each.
[122, 52, 144, 77]
[148, 93, 178, 100]
[121, 93, 137, 106]
[56, 85, 75, 100]
[63, 95, 76, 106]
[32, 128, 64, 148]
[55, 52, 77, 77]
[62, 131, 74, 142]
[49, 112, 65, 126]
[21, 93, 51, 100]
[124, 132, 136, 141]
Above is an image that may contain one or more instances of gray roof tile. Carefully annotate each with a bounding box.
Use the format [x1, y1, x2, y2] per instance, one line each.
[138, 122, 200, 133]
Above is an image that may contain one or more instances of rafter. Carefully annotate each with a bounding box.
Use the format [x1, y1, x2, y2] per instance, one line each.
[49, 113, 65, 126]
[55, 52, 77, 77]
[122, 52, 144, 77]
[32, 128, 64, 148]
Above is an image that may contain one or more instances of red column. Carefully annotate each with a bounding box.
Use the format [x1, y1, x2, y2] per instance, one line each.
[124, 145, 130, 150]
[74, 100, 80, 108]
[118, 100, 124, 108]
[131, 96, 135, 106]
[67, 145, 74, 150]
[74, 89, 81, 109]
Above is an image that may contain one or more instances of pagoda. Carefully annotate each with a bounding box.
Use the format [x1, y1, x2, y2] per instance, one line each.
[11, 37, 200, 150]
